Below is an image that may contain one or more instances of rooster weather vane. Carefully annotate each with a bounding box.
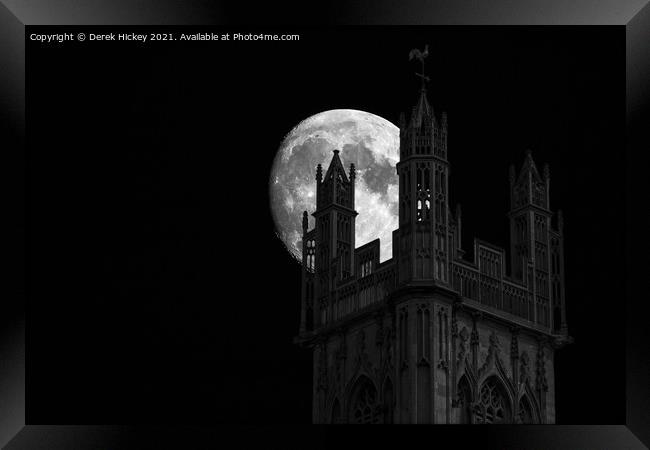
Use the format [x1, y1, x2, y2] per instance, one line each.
[409, 44, 430, 89]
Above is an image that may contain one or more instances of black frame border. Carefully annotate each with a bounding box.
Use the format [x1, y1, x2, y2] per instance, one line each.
[3, 1, 649, 448]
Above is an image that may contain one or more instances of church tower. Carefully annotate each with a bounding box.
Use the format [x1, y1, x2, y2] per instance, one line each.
[508, 152, 567, 333]
[396, 58, 450, 286]
[312, 150, 357, 328]
[295, 45, 570, 425]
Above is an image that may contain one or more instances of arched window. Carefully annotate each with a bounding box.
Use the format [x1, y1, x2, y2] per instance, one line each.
[473, 377, 512, 424]
[349, 377, 380, 424]
[457, 375, 473, 424]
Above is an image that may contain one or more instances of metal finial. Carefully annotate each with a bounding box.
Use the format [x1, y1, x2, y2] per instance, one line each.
[409, 44, 430, 90]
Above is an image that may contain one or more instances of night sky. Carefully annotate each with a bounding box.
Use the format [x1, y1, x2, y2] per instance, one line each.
[26, 26, 624, 424]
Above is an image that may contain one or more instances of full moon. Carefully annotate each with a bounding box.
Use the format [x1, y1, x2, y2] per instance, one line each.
[269, 109, 399, 264]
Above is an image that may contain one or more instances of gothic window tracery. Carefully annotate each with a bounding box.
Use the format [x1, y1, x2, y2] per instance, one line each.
[473, 377, 511, 424]
[349, 377, 380, 424]
[534, 215, 547, 242]
[306, 239, 316, 272]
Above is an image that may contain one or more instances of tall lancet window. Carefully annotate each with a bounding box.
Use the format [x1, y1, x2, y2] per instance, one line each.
[416, 306, 431, 362]
[458, 376, 473, 424]
[399, 308, 408, 365]
[306, 240, 315, 272]
[416, 163, 431, 222]
[433, 165, 446, 224]
[400, 167, 412, 225]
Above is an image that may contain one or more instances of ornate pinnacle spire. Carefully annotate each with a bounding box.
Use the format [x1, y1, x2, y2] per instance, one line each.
[349, 163, 356, 182]
[515, 149, 541, 183]
[316, 163, 322, 182]
[325, 149, 348, 182]
[302, 211, 309, 234]
[413, 90, 433, 125]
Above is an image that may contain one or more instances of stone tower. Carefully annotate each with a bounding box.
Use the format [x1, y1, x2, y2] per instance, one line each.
[295, 63, 571, 424]
[396, 82, 450, 286]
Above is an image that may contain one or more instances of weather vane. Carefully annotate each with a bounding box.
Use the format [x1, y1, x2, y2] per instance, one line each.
[409, 44, 430, 88]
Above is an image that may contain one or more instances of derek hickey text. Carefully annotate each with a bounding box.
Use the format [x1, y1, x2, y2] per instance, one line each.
[87, 33, 149, 41]
[29, 33, 151, 42]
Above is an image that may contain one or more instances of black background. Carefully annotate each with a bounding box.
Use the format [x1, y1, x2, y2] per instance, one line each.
[26, 26, 624, 424]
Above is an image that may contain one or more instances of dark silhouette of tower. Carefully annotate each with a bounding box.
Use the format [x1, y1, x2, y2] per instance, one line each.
[295, 66, 571, 425]
[396, 82, 450, 286]
[508, 152, 568, 335]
